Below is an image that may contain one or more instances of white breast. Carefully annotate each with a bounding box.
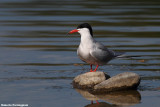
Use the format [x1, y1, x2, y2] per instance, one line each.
[77, 28, 97, 64]
[77, 44, 90, 59]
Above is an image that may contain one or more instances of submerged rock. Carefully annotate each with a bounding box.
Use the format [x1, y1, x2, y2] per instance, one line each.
[72, 71, 110, 89]
[93, 72, 141, 93]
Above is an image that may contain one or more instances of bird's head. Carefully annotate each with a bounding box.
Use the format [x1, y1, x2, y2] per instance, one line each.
[68, 23, 93, 37]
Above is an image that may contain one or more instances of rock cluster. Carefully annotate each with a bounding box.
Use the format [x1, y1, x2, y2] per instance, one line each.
[72, 71, 141, 94]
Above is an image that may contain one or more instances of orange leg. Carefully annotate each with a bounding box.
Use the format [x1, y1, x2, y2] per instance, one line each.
[90, 65, 98, 72]
[93, 65, 98, 72]
[96, 100, 99, 104]
[89, 64, 93, 72]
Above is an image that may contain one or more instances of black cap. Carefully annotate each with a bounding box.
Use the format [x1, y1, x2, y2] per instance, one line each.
[77, 23, 93, 36]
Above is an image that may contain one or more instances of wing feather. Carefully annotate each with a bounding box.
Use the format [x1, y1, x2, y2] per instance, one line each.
[90, 42, 114, 64]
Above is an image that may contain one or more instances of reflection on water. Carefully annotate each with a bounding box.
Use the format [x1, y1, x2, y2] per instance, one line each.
[96, 91, 141, 106]
[0, 0, 160, 107]
[76, 89, 141, 107]
[85, 102, 118, 107]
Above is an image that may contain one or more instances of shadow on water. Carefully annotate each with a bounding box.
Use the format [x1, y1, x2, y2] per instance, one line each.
[75, 89, 141, 107]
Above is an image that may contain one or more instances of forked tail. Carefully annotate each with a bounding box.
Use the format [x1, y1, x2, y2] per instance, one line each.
[113, 51, 140, 58]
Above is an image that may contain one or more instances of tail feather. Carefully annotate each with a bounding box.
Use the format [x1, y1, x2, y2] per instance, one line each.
[114, 52, 125, 57]
[113, 51, 140, 58]
[116, 54, 141, 58]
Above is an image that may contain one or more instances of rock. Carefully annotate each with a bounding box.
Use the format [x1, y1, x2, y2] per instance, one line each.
[93, 72, 141, 93]
[73, 71, 110, 89]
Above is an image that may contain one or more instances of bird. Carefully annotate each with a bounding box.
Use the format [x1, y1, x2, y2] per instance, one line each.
[68, 23, 124, 72]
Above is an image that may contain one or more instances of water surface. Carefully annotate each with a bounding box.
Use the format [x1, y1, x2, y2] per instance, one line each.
[0, 0, 160, 107]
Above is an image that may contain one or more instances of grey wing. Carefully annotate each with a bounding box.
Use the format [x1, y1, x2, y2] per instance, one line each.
[90, 42, 115, 64]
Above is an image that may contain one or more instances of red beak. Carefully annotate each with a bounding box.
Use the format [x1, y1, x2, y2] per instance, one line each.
[68, 29, 79, 34]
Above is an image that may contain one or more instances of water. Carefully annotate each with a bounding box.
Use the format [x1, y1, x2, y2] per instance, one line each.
[0, 0, 160, 107]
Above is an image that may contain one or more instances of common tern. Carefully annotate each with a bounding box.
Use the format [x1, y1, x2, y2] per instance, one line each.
[68, 23, 124, 72]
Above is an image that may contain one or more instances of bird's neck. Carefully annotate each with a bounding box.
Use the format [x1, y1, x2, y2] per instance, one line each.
[80, 33, 95, 48]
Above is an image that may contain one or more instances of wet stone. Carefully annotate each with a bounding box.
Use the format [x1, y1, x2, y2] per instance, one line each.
[72, 71, 110, 89]
[93, 72, 141, 93]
